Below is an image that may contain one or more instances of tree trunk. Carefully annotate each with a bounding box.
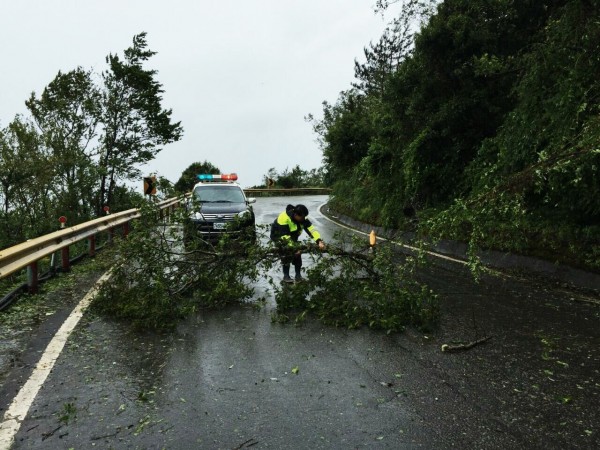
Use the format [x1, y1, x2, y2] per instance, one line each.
[107, 167, 116, 209]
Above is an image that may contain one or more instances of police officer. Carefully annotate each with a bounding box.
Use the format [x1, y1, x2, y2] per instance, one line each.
[270, 204, 326, 283]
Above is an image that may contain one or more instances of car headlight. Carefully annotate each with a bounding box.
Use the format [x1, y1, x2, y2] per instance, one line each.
[237, 210, 251, 219]
[192, 212, 204, 220]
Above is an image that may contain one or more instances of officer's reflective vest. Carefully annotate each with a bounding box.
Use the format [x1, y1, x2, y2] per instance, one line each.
[270, 210, 321, 246]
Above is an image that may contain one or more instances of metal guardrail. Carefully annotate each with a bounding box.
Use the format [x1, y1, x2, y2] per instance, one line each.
[0, 196, 184, 300]
[244, 187, 331, 196]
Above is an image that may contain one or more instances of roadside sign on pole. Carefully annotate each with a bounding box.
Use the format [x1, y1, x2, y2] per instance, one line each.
[144, 176, 157, 195]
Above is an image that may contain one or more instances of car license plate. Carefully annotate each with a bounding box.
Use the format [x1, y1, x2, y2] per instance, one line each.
[213, 222, 226, 230]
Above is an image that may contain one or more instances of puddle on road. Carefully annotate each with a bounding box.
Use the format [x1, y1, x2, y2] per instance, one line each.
[64, 269, 282, 391]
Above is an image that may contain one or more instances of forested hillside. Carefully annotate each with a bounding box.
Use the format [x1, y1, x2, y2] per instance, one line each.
[313, 0, 599, 271]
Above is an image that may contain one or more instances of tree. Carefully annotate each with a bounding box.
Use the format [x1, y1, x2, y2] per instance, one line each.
[259, 165, 326, 189]
[98, 32, 183, 215]
[174, 161, 220, 193]
[276, 165, 306, 188]
[316, 90, 374, 183]
[0, 32, 183, 247]
[374, 0, 439, 16]
[354, 1, 437, 97]
[25, 68, 100, 221]
[0, 117, 54, 246]
[353, 23, 407, 98]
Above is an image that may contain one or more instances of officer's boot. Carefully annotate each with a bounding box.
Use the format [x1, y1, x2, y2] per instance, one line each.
[294, 265, 303, 282]
[282, 265, 293, 283]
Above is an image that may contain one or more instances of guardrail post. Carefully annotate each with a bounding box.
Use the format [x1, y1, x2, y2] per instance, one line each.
[50, 251, 58, 273]
[123, 221, 130, 237]
[27, 261, 38, 293]
[88, 235, 96, 257]
[108, 227, 115, 244]
[61, 247, 70, 271]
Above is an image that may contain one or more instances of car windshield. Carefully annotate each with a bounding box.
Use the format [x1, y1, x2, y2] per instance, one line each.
[193, 185, 246, 203]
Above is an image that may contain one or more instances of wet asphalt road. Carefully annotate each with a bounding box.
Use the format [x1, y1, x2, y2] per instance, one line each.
[0, 195, 599, 449]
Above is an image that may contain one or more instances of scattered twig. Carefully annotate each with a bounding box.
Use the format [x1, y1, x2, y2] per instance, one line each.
[441, 336, 492, 353]
[91, 430, 121, 440]
[41, 425, 62, 441]
[159, 425, 175, 434]
[233, 438, 259, 449]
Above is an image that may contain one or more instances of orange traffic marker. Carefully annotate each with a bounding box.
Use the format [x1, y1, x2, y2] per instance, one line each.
[369, 229, 376, 247]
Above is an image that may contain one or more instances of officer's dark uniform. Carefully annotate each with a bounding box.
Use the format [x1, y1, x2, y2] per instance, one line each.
[270, 204, 323, 281]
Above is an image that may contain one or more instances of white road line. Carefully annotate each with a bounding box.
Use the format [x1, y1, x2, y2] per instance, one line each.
[317, 203, 468, 266]
[0, 270, 112, 450]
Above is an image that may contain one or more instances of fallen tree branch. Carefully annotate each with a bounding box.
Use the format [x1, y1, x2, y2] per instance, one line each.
[441, 336, 492, 353]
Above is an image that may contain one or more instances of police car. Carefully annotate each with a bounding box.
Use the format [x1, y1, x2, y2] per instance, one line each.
[184, 173, 256, 244]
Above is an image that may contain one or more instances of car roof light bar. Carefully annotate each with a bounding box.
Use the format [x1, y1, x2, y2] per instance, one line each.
[197, 173, 238, 181]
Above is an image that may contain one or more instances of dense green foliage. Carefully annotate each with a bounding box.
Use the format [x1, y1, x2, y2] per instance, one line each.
[314, 0, 599, 271]
[253, 165, 327, 189]
[174, 161, 220, 193]
[0, 33, 181, 249]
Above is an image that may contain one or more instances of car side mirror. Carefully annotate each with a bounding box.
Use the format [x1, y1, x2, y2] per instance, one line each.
[247, 197, 256, 204]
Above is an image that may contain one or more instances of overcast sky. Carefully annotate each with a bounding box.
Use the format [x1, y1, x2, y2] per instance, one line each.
[0, 1, 400, 188]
